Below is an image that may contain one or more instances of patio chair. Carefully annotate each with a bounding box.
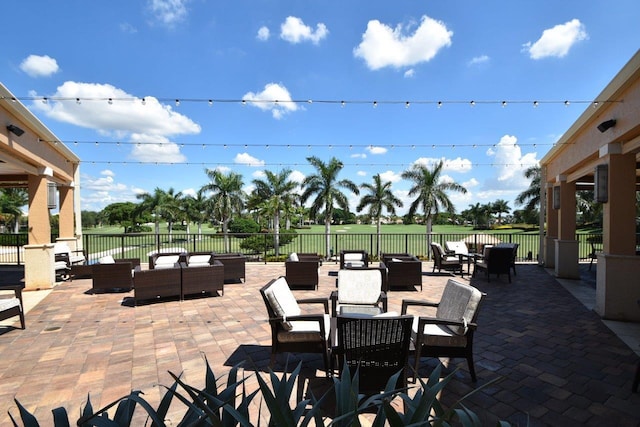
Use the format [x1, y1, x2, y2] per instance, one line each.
[339, 250, 369, 269]
[149, 252, 187, 269]
[333, 314, 413, 393]
[431, 243, 463, 276]
[91, 256, 140, 293]
[0, 284, 25, 329]
[402, 279, 485, 382]
[473, 246, 513, 283]
[496, 243, 519, 276]
[380, 253, 423, 291]
[180, 260, 224, 298]
[260, 277, 331, 376]
[212, 253, 247, 283]
[285, 252, 320, 290]
[331, 268, 387, 317]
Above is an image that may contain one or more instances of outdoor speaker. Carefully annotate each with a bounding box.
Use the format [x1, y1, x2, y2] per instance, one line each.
[594, 164, 608, 203]
[597, 119, 616, 133]
[47, 182, 57, 209]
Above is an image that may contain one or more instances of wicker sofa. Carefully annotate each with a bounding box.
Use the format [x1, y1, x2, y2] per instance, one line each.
[380, 253, 423, 291]
[180, 260, 225, 298]
[133, 265, 182, 304]
[285, 252, 321, 290]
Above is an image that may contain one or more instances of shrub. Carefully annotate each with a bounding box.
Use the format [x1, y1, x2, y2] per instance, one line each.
[229, 217, 261, 236]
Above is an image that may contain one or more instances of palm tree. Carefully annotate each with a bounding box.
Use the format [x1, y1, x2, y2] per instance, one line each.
[0, 188, 28, 233]
[463, 202, 488, 228]
[515, 165, 541, 212]
[202, 169, 245, 252]
[401, 160, 467, 256]
[162, 188, 184, 241]
[356, 174, 403, 259]
[252, 169, 298, 257]
[183, 189, 212, 236]
[136, 187, 170, 235]
[492, 199, 511, 225]
[301, 156, 359, 259]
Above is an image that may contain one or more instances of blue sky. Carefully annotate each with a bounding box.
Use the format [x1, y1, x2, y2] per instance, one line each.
[2, 1, 639, 216]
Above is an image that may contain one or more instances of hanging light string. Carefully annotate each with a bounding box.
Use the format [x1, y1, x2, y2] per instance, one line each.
[48, 139, 569, 149]
[1, 95, 617, 108]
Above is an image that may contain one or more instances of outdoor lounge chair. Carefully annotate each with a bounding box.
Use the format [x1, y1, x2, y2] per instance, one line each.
[380, 253, 423, 291]
[333, 314, 413, 393]
[212, 253, 246, 283]
[91, 256, 140, 293]
[180, 259, 224, 298]
[402, 279, 485, 382]
[431, 243, 464, 276]
[260, 277, 331, 376]
[0, 284, 25, 330]
[473, 246, 513, 283]
[133, 265, 182, 304]
[285, 252, 320, 290]
[339, 250, 368, 269]
[331, 268, 387, 317]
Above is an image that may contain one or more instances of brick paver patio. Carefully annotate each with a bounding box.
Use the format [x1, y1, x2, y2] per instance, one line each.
[1, 262, 638, 425]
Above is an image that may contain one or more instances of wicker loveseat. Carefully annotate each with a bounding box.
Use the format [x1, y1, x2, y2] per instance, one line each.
[212, 253, 246, 283]
[92, 256, 141, 293]
[380, 253, 423, 291]
[285, 252, 320, 290]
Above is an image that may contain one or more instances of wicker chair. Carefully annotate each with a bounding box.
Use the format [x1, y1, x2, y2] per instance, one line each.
[431, 243, 463, 276]
[339, 250, 369, 269]
[473, 246, 513, 283]
[0, 284, 25, 330]
[260, 277, 331, 376]
[212, 253, 246, 283]
[285, 252, 320, 290]
[333, 315, 413, 393]
[133, 266, 182, 304]
[380, 253, 423, 291]
[180, 260, 224, 298]
[331, 268, 387, 317]
[91, 258, 140, 293]
[402, 279, 485, 382]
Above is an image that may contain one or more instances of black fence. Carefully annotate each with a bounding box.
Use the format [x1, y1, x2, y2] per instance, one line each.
[0, 231, 609, 266]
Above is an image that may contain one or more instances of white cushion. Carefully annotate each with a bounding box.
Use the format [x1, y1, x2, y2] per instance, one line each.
[277, 314, 330, 341]
[188, 255, 211, 266]
[264, 277, 300, 330]
[99, 255, 115, 264]
[343, 253, 364, 262]
[155, 255, 179, 268]
[288, 252, 299, 262]
[445, 241, 469, 255]
[391, 258, 403, 262]
[54, 243, 71, 255]
[0, 297, 20, 312]
[412, 320, 468, 347]
[337, 269, 382, 305]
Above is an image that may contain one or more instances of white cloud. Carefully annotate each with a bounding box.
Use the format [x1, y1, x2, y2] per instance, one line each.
[357, 171, 367, 176]
[32, 81, 201, 137]
[485, 134, 539, 189]
[101, 169, 115, 177]
[252, 170, 266, 178]
[20, 55, 59, 77]
[120, 23, 138, 33]
[523, 19, 588, 59]
[280, 16, 328, 45]
[182, 188, 197, 197]
[257, 26, 270, 41]
[130, 133, 187, 163]
[366, 145, 388, 155]
[354, 15, 453, 70]
[468, 55, 489, 66]
[412, 156, 472, 173]
[80, 170, 139, 210]
[379, 170, 402, 183]
[214, 166, 231, 174]
[235, 152, 265, 167]
[242, 82, 298, 119]
[404, 69, 415, 78]
[289, 170, 305, 183]
[148, 0, 188, 27]
[351, 153, 367, 159]
[463, 177, 479, 188]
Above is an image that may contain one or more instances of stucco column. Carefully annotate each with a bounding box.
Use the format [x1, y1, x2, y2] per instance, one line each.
[595, 150, 640, 321]
[544, 183, 558, 268]
[555, 178, 579, 279]
[58, 185, 75, 238]
[24, 171, 55, 290]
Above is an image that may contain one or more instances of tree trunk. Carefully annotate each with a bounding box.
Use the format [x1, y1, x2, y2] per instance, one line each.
[325, 219, 331, 260]
[376, 216, 382, 259]
[426, 216, 433, 259]
[222, 218, 230, 252]
[274, 212, 281, 257]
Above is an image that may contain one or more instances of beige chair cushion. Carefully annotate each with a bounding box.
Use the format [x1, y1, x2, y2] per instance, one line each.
[337, 269, 381, 305]
[263, 277, 301, 331]
[277, 314, 330, 342]
[0, 297, 21, 312]
[445, 241, 469, 255]
[288, 252, 299, 262]
[436, 279, 482, 335]
[188, 254, 211, 266]
[99, 255, 115, 264]
[412, 320, 468, 347]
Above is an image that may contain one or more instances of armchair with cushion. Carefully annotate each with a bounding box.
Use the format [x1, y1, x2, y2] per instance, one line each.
[431, 243, 464, 276]
[285, 252, 320, 290]
[380, 253, 423, 291]
[91, 256, 141, 293]
[260, 277, 331, 376]
[133, 265, 182, 304]
[333, 314, 413, 393]
[473, 246, 513, 283]
[212, 253, 247, 283]
[402, 279, 485, 382]
[330, 268, 387, 317]
[339, 250, 368, 269]
[0, 284, 25, 330]
[180, 259, 224, 298]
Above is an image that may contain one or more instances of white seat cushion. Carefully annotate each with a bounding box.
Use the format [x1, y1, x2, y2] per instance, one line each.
[0, 297, 20, 312]
[154, 255, 180, 269]
[445, 241, 469, 255]
[188, 254, 211, 266]
[288, 252, 299, 262]
[343, 253, 364, 262]
[263, 277, 301, 330]
[99, 255, 115, 264]
[278, 314, 331, 341]
[412, 319, 468, 347]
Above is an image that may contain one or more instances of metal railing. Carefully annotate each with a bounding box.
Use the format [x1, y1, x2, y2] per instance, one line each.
[0, 231, 616, 265]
